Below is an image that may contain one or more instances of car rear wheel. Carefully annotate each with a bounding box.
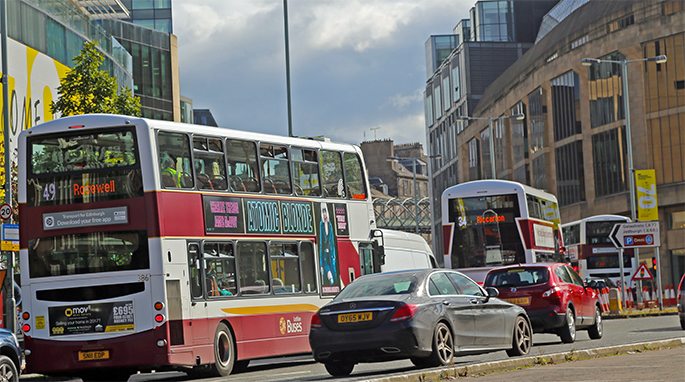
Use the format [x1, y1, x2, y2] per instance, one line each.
[0, 355, 18, 382]
[324, 362, 354, 377]
[424, 322, 454, 367]
[506, 316, 532, 356]
[588, 305, 603, 339]
[558, 307, 576, 343]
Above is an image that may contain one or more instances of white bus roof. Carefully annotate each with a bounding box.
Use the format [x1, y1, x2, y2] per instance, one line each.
[21, 114, 361, 154]
[441, 179, 557, 202]
[561, 214, 631, 227]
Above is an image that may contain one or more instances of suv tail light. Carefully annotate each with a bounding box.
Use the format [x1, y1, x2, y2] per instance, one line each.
[390, 304, 417, 322]
[311, 313, 322, 328]
[542, 286, 562, 298]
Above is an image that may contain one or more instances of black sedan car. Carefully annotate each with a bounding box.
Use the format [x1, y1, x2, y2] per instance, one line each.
[309, 269, 532, 377]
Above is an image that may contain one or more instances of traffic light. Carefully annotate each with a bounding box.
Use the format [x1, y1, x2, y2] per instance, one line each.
[651, 256, 657, 274]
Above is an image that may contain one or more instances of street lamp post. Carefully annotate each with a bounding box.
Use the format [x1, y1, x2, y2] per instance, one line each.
[581, 54, 667, 307]
[458, 113, 525, 179]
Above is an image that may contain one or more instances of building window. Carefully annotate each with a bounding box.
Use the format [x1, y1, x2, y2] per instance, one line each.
[608, 14, 634, 33]
[588, 52, 625, 128]
[451, 64, 461, 101]
[442, 75, 451, 110]
[551, 71, 581, 141]
[555, 141, 585, 205]
[434, 85, 443, 119]
[474, 0, 514, 42]
[528, 87, 546, 155]
[670, 211, 685, 229]
[468, 138, 481, 180]
[494, 117, 509, 175]
[425, 91, 434, 127]
[531, 153, 548, 191]
[480, 128, 492, 179]
[592, 127, 628, 197]
[511, 102, 528, 164]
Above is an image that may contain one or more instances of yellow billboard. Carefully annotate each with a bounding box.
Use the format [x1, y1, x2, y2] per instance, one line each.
[635, 169, 658, 221]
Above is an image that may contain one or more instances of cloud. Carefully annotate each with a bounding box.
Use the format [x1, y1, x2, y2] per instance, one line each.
[173, 0, 471, 148]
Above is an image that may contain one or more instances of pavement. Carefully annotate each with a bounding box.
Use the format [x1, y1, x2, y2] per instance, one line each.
[457, 347, 685, 381]
[603, 306, 678, 319]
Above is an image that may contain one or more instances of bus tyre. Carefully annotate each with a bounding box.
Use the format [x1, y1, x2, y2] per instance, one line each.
[680, 317, 685, 331]
[211, 322, 236, 376]
[558, 306, 576, 344]
[233, 359, 250, 373]
[588, 305, 603, 339]
[324, 362, 354, 377]
[0, 356, 18, 382]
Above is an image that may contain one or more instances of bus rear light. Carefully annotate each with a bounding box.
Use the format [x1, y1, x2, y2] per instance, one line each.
[154, 302, 164, 311]
[21, 312, 30, 320]
[68, 124, 85, 129]
[310, 313, 322, 328]
[21, 324, 30, 333]
[154, 314, 165, 323]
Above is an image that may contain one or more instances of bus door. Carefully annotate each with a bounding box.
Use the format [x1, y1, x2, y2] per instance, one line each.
[187, 242, 210, 345]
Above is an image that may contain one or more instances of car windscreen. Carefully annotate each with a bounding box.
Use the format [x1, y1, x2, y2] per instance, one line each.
[335, 274, 417, 299]
[485, 267, 549, 287]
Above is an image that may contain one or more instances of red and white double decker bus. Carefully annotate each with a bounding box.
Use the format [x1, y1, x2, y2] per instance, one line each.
[561, 215, 634, 285]
[441, 180, 564, 283]
[18, 114, 386, 377]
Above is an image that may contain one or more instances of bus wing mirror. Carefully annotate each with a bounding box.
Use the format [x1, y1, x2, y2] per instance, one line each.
[372, 241, 385, 268]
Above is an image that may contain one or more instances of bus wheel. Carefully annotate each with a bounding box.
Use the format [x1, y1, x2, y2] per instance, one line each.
[211, 322, 236, 376]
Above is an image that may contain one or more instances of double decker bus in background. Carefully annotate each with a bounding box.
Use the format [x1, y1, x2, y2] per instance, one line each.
[561, 215, 634, 285]
[18, 114, 388, 377]
[441, 180, 564, 283]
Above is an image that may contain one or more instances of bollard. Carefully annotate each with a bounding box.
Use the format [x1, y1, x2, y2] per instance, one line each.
[608, 288, 622, 314]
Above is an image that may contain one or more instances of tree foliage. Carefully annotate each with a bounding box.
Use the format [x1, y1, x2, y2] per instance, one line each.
[51, 41, 141, 117]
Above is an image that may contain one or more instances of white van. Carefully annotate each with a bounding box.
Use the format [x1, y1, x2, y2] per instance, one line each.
[377, 229, 437, 272]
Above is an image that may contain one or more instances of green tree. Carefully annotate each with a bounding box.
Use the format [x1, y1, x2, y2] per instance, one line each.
[51, 41, 141, 116]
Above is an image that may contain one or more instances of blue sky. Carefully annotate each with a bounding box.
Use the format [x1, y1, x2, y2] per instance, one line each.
[174, 0, 471, 147]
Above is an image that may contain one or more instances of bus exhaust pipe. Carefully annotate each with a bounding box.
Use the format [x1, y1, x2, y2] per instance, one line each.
[381, 347, 401, 354]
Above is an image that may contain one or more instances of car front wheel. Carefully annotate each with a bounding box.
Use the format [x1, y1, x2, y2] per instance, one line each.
[324, 362, 354, 377]
[558, 307, 576, 343]
[506, 316, 532, 356]
[0, 355, 18, 382]
[588, 305, 603, 339]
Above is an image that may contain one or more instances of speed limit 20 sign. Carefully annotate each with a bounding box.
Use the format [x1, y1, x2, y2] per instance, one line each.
[0, 203, 11, 221]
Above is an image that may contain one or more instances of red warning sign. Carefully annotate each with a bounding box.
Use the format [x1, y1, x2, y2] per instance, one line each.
[631, 263, 653, 281]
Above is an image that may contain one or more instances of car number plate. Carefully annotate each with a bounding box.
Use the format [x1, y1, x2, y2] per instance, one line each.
[78, 350, 110, 361]
[337, 312, 372, 323]
[505, 297, 531, 306]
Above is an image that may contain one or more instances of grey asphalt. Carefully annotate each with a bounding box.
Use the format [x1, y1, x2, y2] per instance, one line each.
[21, 314, 684, 382]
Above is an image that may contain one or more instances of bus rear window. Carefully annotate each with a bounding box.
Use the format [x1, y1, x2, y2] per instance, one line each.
[485, 268, 549, 287]
[28, 231, 149, 278]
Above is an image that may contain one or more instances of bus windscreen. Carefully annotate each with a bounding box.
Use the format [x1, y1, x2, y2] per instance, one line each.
[447, 194, 525, 268]
[27, 127, 143, 205]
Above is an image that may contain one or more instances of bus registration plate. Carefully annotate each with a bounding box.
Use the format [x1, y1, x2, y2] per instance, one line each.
[78, 350, 110, 361]
[337, 312, 372, 323]
[504, 297, 531, 306]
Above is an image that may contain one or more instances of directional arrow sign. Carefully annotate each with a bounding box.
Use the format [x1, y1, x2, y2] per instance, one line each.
[610, 222, 660, 249]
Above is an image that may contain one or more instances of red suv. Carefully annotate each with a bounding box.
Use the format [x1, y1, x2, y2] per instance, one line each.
[484, 263, 602, 343]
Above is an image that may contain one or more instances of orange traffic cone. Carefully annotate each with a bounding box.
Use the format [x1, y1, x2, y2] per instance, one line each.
[626, 287, 634, 309]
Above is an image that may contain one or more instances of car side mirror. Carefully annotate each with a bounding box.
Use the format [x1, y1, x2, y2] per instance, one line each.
[485, 287, 499, 298]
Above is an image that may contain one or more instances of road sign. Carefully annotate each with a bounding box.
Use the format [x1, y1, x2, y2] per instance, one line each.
[609, 221, 660, 248]
[631, 263, 654, 281]
[1, 223, 19, 251]
[0, 203, 11, 221]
